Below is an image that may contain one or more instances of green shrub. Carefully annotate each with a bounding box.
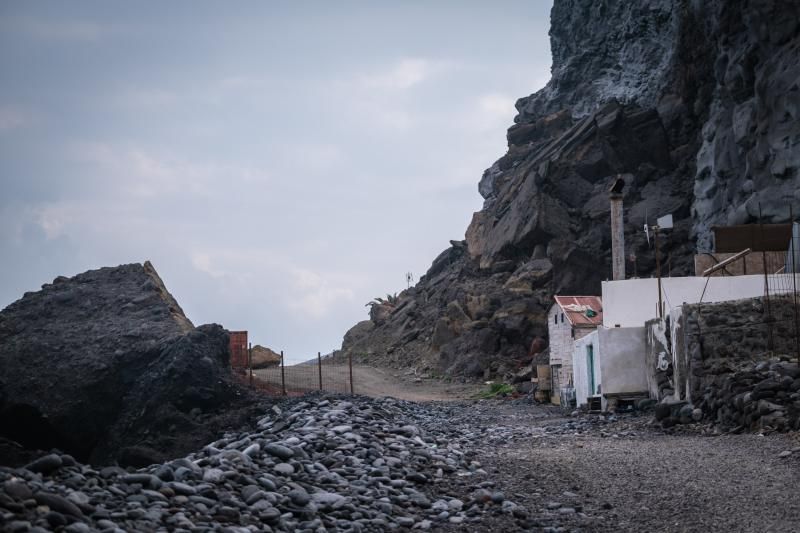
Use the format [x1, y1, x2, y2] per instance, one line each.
[477, 382, 514, 399]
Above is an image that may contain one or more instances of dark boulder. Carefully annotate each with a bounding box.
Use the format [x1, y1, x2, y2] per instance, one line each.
[0, 262, 258, 465]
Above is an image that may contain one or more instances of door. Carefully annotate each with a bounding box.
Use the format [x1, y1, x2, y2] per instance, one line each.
[586, 345, 595, 396]
[550, 364, 562, 405]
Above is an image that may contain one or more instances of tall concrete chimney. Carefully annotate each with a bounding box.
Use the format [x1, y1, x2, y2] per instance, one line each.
[609, 175, 625, 281]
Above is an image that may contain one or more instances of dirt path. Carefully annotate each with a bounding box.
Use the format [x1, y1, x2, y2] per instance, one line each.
[351, 366, 484, 401]
[253, 364, 484, 401]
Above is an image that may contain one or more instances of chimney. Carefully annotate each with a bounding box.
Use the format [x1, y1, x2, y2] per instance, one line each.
[609, 175, 625, 281]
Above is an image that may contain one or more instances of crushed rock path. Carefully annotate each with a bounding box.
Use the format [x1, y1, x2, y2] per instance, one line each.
[433, 401, 800, 532]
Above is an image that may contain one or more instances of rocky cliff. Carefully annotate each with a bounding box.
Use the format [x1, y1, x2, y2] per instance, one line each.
[339, 0, 800, 379]
[0, 262, 261, 466]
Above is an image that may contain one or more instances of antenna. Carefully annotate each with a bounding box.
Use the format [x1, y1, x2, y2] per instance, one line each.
[405, 271, 414, 289]
[648, 211, 674, 319]
[657, 214, 673, 229]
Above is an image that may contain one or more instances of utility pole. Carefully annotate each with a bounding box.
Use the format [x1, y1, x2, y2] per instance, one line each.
[790, 204, 799, 364]
[655, 225, 663, 318]
[248, 342, 253, 388]
[280, 350, 286, 396]
[318, 351, 323, 391]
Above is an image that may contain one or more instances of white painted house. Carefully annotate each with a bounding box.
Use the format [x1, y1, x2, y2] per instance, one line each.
[547, 296, 603, 406]
[570, 274, 775, 411]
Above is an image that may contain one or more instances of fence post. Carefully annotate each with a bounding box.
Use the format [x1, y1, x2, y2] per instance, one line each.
[248, 342, 253, 388]
[348, 351, 354, 395]
[281, 350, 286, 396]
[318, 351, 323, 391]
[790, 204, 799, 364]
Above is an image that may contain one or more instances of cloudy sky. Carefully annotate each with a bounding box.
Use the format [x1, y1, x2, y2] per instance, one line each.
[0, 1, 553, 363]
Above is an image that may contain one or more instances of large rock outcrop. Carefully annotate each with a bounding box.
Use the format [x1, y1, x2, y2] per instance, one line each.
[0, 262, 258, 466]
[338, 0, 800, 379]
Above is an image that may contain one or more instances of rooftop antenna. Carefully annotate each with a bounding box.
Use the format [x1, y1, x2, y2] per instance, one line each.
[405, 271, 414, 289]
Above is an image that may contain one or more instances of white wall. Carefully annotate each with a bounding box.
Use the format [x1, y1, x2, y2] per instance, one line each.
[572, 330, 601, 408]
[602, 275, 767, 328]
[598, 327, 648, 395]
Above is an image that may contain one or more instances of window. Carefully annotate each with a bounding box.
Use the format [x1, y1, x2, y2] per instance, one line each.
[561, 313, 565, 323]
[554, 315, 557, 325]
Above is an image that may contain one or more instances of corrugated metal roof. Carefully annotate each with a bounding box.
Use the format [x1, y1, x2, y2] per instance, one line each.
[553, 295, 603, 327]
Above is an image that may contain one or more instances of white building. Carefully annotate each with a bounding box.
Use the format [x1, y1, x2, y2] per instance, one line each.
[572, 326, 648, 411]
[572, 273, 778, 411]
[601, 275, 767, 328]
[547, 296, 603, 406]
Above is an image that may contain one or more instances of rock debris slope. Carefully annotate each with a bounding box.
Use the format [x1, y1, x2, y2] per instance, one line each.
[0, 396, 539, 532]
[0, 262, 257, 466]
[339, 0, 800, 379]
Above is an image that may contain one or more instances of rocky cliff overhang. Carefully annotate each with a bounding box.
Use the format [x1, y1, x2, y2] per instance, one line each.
[336, 0, 800, 382]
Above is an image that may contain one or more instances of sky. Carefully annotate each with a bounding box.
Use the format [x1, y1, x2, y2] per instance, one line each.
[0, 1, 553, 363]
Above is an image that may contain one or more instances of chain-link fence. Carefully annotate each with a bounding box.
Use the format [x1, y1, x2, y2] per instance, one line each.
[762, 210, 799, 360]
[695, 206, 800, 361]
[233, 350, 355, 397]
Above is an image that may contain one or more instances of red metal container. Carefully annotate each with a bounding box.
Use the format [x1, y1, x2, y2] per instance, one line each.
[228, 330, 248, 368]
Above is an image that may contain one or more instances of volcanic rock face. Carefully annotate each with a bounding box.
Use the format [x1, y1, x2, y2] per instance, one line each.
[339, 0, 800, 379]
[0, 262, 252, 466]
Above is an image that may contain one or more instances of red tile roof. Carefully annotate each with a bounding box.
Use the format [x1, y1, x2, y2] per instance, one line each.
[553, 295, 603, 327]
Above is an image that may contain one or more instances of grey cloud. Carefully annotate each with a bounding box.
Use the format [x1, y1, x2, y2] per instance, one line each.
[0, 1, 553, 363]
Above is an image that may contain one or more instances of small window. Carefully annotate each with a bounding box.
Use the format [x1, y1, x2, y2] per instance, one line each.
[561, 313, 565, 323]
[554, 315, 557, 325]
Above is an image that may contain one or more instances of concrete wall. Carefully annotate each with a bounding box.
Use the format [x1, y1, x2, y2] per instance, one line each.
[644, 318, 671, 400]
[602, 275, 768, 328]
[669, 306, 690, 402]
[572, 330, 601, 408]
[598, 327, 648, 395]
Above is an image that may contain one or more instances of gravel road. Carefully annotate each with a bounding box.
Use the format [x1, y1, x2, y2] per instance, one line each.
[429, 401, 800, 532]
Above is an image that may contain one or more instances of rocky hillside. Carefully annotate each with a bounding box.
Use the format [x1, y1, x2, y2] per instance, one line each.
[339, 0, 800, 379]
[0, 262, 261, 466]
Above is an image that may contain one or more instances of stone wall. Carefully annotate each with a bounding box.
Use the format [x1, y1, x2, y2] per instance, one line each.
[654, 295, 800, 430]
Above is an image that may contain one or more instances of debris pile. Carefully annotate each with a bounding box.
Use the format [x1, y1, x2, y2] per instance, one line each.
[0, 396, 534, 531]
